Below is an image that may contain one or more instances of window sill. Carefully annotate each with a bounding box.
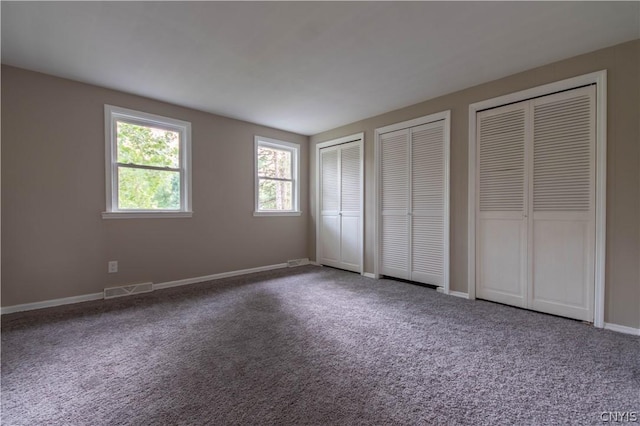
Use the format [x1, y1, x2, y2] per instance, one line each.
[253, 211, 302, 217]
[102, 211, 193, 219]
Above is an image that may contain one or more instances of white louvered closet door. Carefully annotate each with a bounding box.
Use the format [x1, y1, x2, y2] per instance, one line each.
[319, 141, 362, 273]
[411, 122, 446, 285]
[476, 103, 529, 307]
[529, 86, 595, 321]
[380, 122, 447, 285]
[380, 129, 410, 279]
[319, 147, 341, 267]
[339, 142, 362, 271]
[476, 85, 596, 322]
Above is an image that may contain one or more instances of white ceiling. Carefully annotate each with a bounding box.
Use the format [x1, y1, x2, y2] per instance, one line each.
[2, 2, 639, 135]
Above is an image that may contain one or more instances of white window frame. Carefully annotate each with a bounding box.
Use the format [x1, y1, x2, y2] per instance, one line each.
[102, 105, 192, 219]
[254, 136, 301, 216]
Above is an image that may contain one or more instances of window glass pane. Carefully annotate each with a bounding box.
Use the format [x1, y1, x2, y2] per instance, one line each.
[257, 146, 291, 179]
[117, 121, 180, 168]
[118, 167, 180, 210]
[259, 178, 292, 211]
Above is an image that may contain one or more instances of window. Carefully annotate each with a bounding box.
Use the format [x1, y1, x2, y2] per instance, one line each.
[103, 105, 192, 219]
[254, 136, 300, 216]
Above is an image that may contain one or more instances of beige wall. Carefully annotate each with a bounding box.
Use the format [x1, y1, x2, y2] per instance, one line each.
[310, 40, 640, 329]
[2, 65, 309, 306]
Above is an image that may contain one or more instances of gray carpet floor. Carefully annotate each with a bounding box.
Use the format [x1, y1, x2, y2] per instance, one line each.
[2, 265, 639, 425]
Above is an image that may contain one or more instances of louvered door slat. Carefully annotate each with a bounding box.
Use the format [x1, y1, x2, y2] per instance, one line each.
[412, 124, 444, 211]
[321, 149, 339, 212]
[533, 92, 594, 212]
[412, 216, 444, 285]
[479, 106, 526, 212]
[340, 145, 360, 212]
[381, 131, 409, 210]
[381, 215, 409, 278]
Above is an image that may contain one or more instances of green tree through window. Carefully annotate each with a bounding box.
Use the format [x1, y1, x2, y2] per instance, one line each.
[116, 122, 181, 210]
[257, 146, 292, 210]
[104, 105, 191, 218]
[255, 137, 299, 214]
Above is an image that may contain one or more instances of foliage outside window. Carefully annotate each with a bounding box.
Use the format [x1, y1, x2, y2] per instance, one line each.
[255, 137, 300, 216]
[103, 105, 192, 218]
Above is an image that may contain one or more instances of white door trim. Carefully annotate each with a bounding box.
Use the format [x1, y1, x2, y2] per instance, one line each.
[315, 133, 365, 275]
[468, 70, 607, 327]
[374, 111, 451, 294]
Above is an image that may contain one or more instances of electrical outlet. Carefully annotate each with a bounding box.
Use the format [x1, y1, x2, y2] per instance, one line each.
[108, 261, 118, 273]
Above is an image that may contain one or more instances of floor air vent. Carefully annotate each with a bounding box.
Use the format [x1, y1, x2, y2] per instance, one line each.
[104, 282, 153, 299]
[287, 258, 309, 267]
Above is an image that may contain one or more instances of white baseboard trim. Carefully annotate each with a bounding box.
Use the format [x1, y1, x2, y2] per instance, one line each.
[1, 262, 302, 315]
[1, 292, 104, 315]
[153, 263, 289, 290]
[437, 286, 469, 299]
[604, 322, 640, 336]
[449, 291, 470, 299]
[362, 272, 376, 279]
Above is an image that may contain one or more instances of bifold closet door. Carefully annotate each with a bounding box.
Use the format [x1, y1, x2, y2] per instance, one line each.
[339, 143, 362, 270]
[476, 85, 596, 322]
[476, 103, 528, 307]
[319, 141, 361, 273]
[380, 129, 410, 279]
[379, 121, 447, 286]
[411, 122, 446, 286]
[529, 86, 595, 321]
